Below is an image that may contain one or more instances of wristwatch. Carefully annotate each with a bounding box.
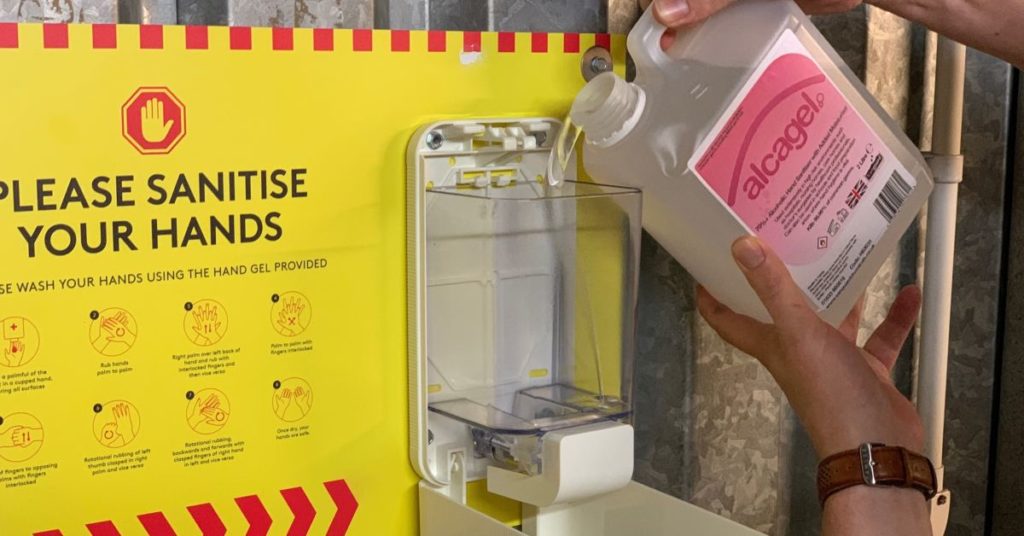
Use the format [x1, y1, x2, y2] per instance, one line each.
[817, 443, 938, 506]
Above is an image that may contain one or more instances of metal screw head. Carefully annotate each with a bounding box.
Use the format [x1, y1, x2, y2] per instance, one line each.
[581, 46, 614, 82]
[425, 130, 444, 150]
[937, 495, 948, 506]
[535, 131, 548, 146]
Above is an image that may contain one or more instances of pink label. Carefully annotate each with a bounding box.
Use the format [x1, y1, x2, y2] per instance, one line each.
[693, 45, 884, 266]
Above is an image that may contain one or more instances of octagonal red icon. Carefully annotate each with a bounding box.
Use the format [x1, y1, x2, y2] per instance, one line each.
[122, 87, 186, 155]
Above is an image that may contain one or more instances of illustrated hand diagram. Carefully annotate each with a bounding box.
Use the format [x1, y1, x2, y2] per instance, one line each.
[293, 386, 312, 415]
[1, 316, 37, 368]
[273, 379, 313, 422]
[188, 391, 230, 434]
[101, 311, 135, 344]
[272, 292, 311, 337]
[0, 413, 45, 462]
[90, 308, 138, 357]
[273, 387, 294, 416]
[97, 402, 139, 448]
[190, 303, 224, 346]
[276, 296, 307, 336]
[140, 97, 174, 143]
[2, 339, 25, 367]
[0, 425, 42, 448]
[112, 402, 136, 445]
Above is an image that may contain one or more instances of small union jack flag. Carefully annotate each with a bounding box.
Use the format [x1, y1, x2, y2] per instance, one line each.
[846, 180, 868, 209]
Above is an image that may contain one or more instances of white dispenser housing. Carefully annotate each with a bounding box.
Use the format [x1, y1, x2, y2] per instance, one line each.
[409, 118, 761, 535]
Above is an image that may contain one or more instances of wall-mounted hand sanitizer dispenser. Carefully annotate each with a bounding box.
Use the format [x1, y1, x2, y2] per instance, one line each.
[409, 118, 761, 535]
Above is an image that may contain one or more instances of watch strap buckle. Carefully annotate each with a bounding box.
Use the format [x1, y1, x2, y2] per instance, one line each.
[859, 442, 879, 485]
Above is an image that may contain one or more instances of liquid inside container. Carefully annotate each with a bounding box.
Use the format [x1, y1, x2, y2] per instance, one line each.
[423, 178, 641, 477]
[572, 0, 934, 325]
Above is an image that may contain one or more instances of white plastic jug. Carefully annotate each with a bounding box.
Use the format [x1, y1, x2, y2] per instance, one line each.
[571, 0, 933, 325]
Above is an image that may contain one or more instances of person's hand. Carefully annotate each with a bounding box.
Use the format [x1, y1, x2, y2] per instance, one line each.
[640, 0, 862, 49]
[697, 236, 924, 459]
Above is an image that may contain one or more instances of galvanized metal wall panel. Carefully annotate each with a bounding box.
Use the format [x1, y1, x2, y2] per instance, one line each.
[297, 0, 371, 28]
[994, 76, 1024, 534]
[44, 0, 117, 22]
[228, 0, 294, 26]
[376, 0, 425, 29]
[177, 0, 227, 25]
[940, 50, 1011, 536]
[429, 0, 486, 30]
[118, 0, 175, 23]
[0, 0, 43, 22]
[607, 0, 637, 34]
[490, 0, 605, 33]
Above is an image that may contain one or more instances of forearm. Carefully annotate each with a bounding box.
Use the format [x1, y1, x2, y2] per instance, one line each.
[823, 486, 931, 536]
[867, 0, 1024, 68]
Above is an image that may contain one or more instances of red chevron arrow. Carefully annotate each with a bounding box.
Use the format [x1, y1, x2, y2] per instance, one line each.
[85, 521, 121, 536]
[188, 503, 227, 536]
[138, 512, 176, 536]
[324, 480, 358, 535]
[34, 531, 64, 536]
[281, 487, 317, 536]
[235, 495, 273, 536]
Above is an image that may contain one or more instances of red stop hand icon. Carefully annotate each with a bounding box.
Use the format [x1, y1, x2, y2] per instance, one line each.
[122, 87, 186, 154]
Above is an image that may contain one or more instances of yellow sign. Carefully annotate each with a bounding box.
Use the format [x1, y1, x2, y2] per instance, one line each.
[0, 22, 623, 534]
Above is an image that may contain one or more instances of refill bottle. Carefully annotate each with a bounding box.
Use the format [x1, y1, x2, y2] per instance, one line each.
[571, 0, 933, 324]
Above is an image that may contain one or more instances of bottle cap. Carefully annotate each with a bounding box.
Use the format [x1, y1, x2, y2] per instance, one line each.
[570, 72, 645, 147]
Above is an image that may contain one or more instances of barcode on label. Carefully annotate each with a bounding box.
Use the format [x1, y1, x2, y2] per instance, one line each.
[874, 171, 913, 223]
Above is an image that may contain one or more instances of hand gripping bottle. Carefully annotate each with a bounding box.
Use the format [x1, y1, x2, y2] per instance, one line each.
[571, 0, 933, 324]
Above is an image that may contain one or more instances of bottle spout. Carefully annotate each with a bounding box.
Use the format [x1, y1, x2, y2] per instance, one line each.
[570, 72, 646, 148]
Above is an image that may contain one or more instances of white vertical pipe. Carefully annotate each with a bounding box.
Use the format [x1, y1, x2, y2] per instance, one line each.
[919, 181, 959, 473]
[918, 36, 966, 484]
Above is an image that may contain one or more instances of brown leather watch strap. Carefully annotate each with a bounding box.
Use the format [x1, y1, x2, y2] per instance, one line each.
[817, 443, 937, 506]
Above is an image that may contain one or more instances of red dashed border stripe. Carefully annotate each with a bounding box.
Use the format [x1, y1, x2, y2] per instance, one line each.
[0, 24, 614, 54]
[43, 23, 68, 49]
[35, 479, 359, 536]
[186, 25, 208, 49]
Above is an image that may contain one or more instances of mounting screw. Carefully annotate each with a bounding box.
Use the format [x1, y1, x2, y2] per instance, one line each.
[426, 130, 444, 150]
[937, 495, 948, 506]
[535, 131, 548, 146]
[581, 46, 613, 82]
